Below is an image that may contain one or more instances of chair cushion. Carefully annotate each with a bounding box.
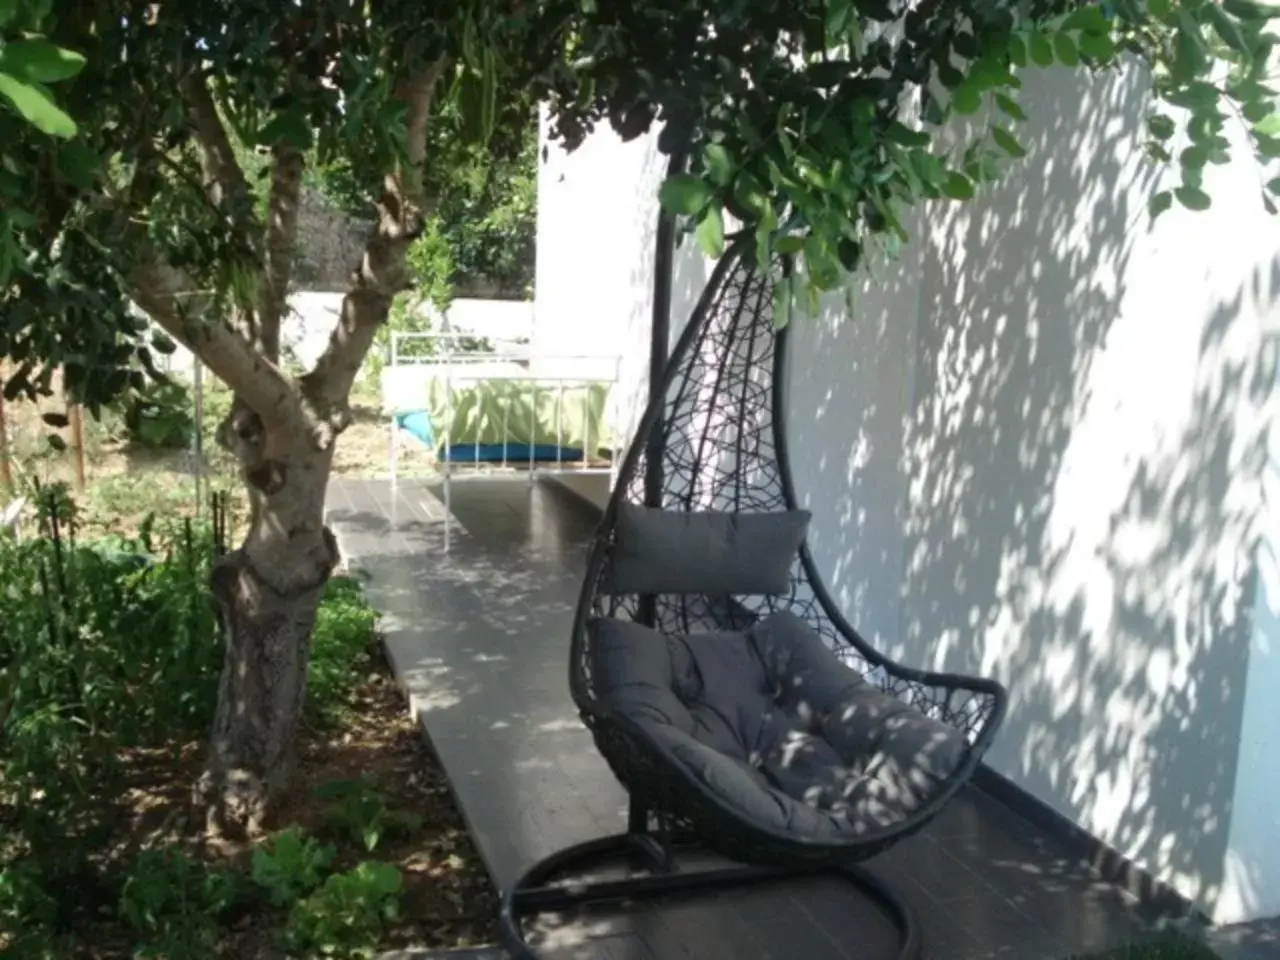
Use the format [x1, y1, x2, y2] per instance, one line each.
[601, 505, 810, 596]
[588, 612, 968, 842]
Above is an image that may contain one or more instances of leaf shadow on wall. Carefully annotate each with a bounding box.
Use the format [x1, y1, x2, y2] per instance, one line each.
[789, 62, 1278, 920]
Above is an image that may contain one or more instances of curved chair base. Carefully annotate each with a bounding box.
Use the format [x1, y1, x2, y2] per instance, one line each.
[499, 832, 921, 960]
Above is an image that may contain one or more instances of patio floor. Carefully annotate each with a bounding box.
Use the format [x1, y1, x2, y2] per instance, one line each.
[329, 475, 1171, 960]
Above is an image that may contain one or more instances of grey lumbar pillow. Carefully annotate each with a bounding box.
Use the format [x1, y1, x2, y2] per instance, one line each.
[603, 504, 811, 596]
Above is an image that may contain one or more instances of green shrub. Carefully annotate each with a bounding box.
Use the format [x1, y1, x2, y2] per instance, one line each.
[307, 575, 380, 725]
[0, 488, 383, 952]
[286, 861, 403, 960]
[123, 380, 196, 451]
[0, 864, 58, 959]
[315, 776, 423, 853]
[118, 848, 240, 960]
[0, 505, 221, 868]
[251, 826, 336, 907]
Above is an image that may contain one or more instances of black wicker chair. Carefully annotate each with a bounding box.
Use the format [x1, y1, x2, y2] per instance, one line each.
[499, 237, 1008, 959]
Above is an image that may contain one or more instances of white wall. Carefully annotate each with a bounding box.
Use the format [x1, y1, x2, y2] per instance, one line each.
[534, 65, 1279, 923]
[897, 64, 1275, 924]
[532, 107, 713, 453]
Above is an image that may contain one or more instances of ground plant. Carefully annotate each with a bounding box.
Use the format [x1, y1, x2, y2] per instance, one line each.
[0, 486, 489, 957]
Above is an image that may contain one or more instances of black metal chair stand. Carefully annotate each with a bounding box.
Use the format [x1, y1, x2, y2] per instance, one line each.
[499, 803, 921, 960]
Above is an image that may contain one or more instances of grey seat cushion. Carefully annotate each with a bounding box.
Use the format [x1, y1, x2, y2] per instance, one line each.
[602, 505, 811, 596]
[588, 612, 968, 842]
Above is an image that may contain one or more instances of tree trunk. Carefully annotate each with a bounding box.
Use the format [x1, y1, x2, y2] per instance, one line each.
[200, 429, 339, 836]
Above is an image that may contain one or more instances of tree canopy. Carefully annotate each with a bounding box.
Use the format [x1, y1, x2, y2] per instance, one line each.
[534, 0, 1280, 320]
[3, 0, 1278, 405]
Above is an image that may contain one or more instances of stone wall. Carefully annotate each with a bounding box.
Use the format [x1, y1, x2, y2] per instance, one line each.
[289, 187, 528, 300]
[291, 187, 372, 292]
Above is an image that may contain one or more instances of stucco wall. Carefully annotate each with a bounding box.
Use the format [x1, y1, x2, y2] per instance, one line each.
[533, 107, 713, 454]
[898, 65, 1274, 924]
[533, 65, 1278, 923]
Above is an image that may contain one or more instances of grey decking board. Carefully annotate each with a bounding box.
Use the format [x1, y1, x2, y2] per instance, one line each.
[329, 476, 1161, 960]
[1207, 918, 1280, 960]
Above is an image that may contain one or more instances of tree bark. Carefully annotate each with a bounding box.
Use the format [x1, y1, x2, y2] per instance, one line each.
[200, 426, 339, 836]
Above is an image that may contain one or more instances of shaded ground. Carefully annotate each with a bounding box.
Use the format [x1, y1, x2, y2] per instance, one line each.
[10, 646, 498, 959]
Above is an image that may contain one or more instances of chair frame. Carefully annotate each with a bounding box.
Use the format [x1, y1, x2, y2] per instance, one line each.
[499, 236, 1008, 960]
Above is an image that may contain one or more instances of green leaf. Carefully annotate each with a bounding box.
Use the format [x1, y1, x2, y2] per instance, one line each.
[0, 40, 86, 84]
[1222, 0, 1280, 21]
[47, 434, 67, 452]
[1079, 32, 1117, 60]
[1062, 5, 1111, 33]
[695, 205, 725, 259]
[1206, 4, 1251, 52]
[1147, 114, 1177, 140]
[1173, 14, 1209, 83]
[256, 109, 314, 150]
[1007, 35, 1029, 68]
[774, 235, 805, 255]
[1029, 30, 1055, 66]
[885, 122, 931, 147]
[150, 331, 178, 355]
[1053, 33, 1080, 66]
[659, 173, 715, 215]
[1243, 100, 1274, 124]
[991, 126, 1026, 158]
[1255, 114, 1280, 136]
[943, 170, 975, 200]
[1149, 190, 1174, 221]
[995, 94, 1026, 122]
[804, 234, 841, 290]
[909, 149, 945, 188]
[951, 82, 983, 116]
[0, 72, 77, 138]
[1180, 144, 1209, 169]
[704, 143, 734, 186]
[56, 142, 98, 188]
[772, 276, 792, 330]
[0, 0, 18, 27]
[1267, 176, 1280, 195]
[1165, 81, 1219, 110]
[1175, 185, 1212, 210]
[826, 0, 855, 40]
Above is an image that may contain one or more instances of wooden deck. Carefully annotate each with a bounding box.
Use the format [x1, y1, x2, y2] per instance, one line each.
[330, 476, 1163, 960]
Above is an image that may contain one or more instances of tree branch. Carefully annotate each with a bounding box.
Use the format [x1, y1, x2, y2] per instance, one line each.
[128, 246, 303, 435]
[181, 70, 258, 234]
[300, 57, 449, 432]
[398, 56, 450, 205]
[258, 144, 305, 364]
